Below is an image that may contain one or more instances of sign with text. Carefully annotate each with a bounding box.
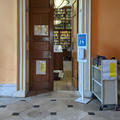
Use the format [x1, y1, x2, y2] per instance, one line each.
[77, 33, 87, 62]
[102, 60, 117, 80]
[77, 33, 87, 48]
[36, 60, 46, 75]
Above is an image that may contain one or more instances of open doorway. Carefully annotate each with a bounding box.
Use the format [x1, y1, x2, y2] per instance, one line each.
[53, 0, 78, 91]
[17, 0, 91, 97]
[53, 7, 73, 91]
[27, 0, 79, 94]
[25, 0, 91, 96]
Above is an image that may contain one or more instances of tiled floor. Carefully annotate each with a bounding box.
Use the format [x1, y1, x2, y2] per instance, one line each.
[54, 61, 73, 91]
[0, 91, 120, 120]
[54, 71, 73, 91]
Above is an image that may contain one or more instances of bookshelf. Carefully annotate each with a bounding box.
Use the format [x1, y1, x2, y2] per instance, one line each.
[54, 31, 59, 45]
[54, 7, 72, 50]
[60, 31, 71, 49]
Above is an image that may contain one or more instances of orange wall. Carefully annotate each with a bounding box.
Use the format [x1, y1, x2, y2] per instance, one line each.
[0, 0, 17, 84]
[91, 0, 120, 61]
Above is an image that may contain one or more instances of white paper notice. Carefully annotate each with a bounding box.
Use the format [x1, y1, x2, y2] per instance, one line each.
[102, 60, 117, 80]
[77, 48, 84, 62]
[36, 60, 46, 75]
[34, 25, 48, 36]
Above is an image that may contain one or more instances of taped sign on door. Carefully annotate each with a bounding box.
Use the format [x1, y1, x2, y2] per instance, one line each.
[36, 60, 46, 75]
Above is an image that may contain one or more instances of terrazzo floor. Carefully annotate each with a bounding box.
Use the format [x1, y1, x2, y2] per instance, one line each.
[54, 61, 73, 91]
[54, 71, 73, 91]
[0, 91, 120, 120]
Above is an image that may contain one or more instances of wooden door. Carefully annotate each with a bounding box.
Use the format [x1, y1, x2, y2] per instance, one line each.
[29, 0, 54, 91]
[72, 0, 78, 90]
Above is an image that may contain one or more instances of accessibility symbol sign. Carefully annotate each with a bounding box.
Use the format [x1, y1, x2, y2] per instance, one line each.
[77, 33, 87, 47]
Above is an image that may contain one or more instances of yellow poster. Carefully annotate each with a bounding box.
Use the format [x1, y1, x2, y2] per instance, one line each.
[41, 62, 45, 73]
[110, 63, 116, 77]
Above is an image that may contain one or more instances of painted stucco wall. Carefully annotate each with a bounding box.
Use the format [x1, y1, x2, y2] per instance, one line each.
[91, 0, 120, 61]
[0, 0, 17, 84]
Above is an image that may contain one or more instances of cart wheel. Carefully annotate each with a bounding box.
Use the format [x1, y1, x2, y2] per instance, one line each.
[99, 105, 103, 111]
[115, 105, 118, 111]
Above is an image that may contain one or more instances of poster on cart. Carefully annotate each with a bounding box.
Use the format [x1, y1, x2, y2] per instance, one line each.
[102, 60, 117, 80]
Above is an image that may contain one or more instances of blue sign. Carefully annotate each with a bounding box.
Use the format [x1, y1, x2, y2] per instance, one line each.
[77, 34, 87, 47]
[77, 33, 87, 62]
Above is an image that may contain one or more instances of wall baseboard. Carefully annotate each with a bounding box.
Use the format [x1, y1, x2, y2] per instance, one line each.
[15, 90, 26, 97]
[0, 84, 16, 97]
[0, 84, 26, 97]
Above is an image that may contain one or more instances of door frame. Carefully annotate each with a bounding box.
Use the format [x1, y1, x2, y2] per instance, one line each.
[16, 0, 91, 97]
[16, 0, 26, 97]
[78, 0, 92, 97]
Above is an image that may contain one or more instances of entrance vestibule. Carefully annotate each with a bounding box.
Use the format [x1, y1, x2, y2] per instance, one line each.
[27, 0, 79, 93]
[18, 0, 91, 97]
